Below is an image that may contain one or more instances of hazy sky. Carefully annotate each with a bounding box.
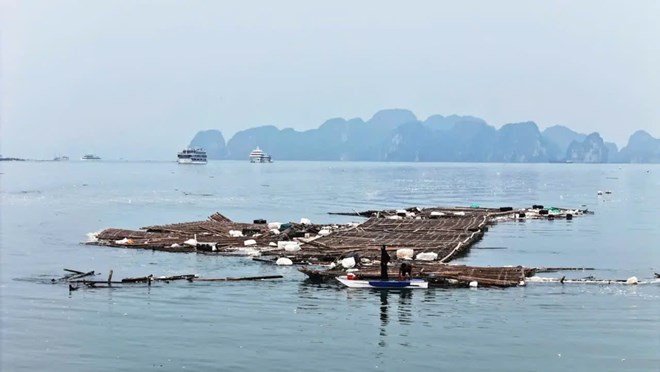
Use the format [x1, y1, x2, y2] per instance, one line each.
[2, 0, 659, 159]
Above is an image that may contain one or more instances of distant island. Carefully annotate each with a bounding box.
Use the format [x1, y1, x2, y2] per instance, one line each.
[189, 109, 660, 163]
[0, 156, 26, 162]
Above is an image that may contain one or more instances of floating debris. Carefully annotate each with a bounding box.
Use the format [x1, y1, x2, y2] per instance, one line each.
[53, 268, 283, 290]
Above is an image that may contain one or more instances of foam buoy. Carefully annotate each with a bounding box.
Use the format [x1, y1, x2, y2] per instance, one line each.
[276, 257, 293, 266]
[284, 242, 301, 252]
[469, 281, 478, 288]
[625, 276, 638, 285]
[183, 236, 198, 246]
[268, 222, 282, 230]
[341, 257, 356, 269]
[416, 252, 438, 261]
[229, 230, 243, 237]
[396, 248, 414, 260]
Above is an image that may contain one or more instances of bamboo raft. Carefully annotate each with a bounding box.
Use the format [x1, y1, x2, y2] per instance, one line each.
[86, 205, 593, 288]
[90, 206, 588, 260]
[299, 264, 534, 288]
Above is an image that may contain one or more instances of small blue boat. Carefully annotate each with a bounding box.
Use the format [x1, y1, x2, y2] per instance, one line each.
[368, 280, 413, 288]
[336, 276, 428, 289]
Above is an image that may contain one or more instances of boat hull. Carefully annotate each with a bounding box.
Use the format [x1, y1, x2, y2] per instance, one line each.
[336, 276, 428, 289]
[178, 159, 207, 164]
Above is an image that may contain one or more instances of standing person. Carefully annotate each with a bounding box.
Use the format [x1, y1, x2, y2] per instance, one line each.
[380, 245, 391, 280]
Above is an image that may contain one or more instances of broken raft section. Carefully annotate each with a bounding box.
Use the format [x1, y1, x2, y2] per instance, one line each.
[89, 206, 590, 288]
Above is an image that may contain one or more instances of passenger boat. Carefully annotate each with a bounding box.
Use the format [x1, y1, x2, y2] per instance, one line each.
[249, 146, 273, 163]
[53, 155, 69, 161]
[336, 275, 428, 289]
[177, 148, 207, 164]
[81, 154, 101, 160]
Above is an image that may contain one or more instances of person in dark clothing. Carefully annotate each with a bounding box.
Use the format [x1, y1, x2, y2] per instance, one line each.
[380, 245, 391, 280]
[398, 262, 412, 280]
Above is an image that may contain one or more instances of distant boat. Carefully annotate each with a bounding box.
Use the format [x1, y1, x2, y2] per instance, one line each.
[81, 154, 101, 160]
[53, 155, 69, 161]
[249, 146, 273, 163]
[178, 148, 207, 164]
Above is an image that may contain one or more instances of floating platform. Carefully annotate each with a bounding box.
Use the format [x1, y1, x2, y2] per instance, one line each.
[84, 205, 595, 288]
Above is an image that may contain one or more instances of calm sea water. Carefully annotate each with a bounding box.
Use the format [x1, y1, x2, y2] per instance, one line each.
[1, 161, 659, 371]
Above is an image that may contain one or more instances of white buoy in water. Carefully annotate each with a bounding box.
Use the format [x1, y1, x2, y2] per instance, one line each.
[416, 252, 438, 261]
[597, 190, 603, 195]
[625, 276, 638, 285]
[469, 281, 479, 288]
[276, 257, 293, 266]
[183, 234, 198, 247]
[284, 242, 301, 252]
[341, 257, 356, 269]
[396, 248, 414, 260]
[229, 230, 243, 237]
[268, 222, 282, 230]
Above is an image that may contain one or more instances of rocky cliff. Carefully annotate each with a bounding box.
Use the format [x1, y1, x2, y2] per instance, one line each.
[187, 110, 659, 163]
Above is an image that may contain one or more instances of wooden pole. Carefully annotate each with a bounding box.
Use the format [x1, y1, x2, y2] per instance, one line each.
[108, 270, 113, 286]
[192, 275, 283, 282]
[67, 271, 95, 281]
[64, 268, 85, 275]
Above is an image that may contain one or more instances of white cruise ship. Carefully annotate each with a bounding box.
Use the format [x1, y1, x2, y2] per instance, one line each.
[177, 148, 207, 164]
[249, 146, 272, 163]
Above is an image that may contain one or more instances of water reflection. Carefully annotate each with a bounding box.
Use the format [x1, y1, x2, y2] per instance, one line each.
[377, 289, 415, 346]
[379, 290, 389, 333]
[397, 290, 412, 325]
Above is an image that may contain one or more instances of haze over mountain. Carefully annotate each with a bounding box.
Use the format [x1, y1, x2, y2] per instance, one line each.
[190, 109, 660, 163]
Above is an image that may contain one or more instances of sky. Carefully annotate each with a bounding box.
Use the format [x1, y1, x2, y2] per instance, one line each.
[1, 0, 659, 160]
